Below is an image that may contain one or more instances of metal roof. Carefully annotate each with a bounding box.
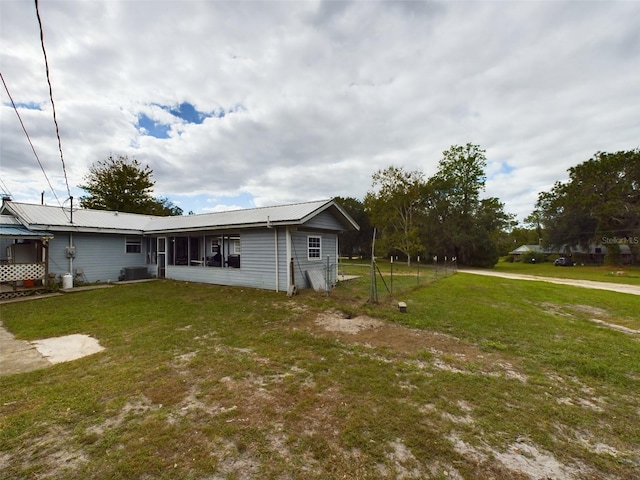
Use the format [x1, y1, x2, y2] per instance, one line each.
[1, 199, 359, 235]
[144, 199, 358, 233]
[0, 215, 53, 238]
[2, 202, 154, 234]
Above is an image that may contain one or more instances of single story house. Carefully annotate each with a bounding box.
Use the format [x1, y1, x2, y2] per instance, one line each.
[509, 242, 637, 265]
[564, 243, 636, 265]
[508, 244, 546, 262]
[0, 198, 359, 295]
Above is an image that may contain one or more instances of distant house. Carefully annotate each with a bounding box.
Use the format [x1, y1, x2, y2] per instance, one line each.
[567, 243, 636, 265]
[0, 198, 359, 296]
[509, 242, 637, 265]
[508, 244, 545, 262]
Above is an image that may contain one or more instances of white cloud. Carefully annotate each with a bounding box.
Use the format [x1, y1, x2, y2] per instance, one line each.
[1, 0, 638, 221]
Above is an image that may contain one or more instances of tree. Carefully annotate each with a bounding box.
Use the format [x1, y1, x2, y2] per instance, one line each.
[364, 166, 427, 265]
[79, 155, 182, 216]
[335, 197, 373, 258]
[535, 149, 640, 264]
[424, 143, 510, 267]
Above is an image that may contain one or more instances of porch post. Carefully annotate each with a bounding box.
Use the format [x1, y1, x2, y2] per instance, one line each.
[43, 238, 49, 288]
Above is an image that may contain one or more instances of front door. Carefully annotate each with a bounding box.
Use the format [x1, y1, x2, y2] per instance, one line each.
[157, 237, 167, 279]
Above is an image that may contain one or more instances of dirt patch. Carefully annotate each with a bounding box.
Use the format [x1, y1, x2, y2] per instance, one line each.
[449, 433, 593, 480]
[315, 311, 385, 334]
[537, 303, 639, 335]
[297, 309, 529, 383]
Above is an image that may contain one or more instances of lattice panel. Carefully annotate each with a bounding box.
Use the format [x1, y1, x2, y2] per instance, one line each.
[0, 263, 46, 282]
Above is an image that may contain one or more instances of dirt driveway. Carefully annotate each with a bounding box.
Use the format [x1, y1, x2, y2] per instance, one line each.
[458, 269, 640, 296]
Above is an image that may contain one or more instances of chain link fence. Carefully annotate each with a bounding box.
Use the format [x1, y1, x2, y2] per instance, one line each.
[305, 258, 457, 302]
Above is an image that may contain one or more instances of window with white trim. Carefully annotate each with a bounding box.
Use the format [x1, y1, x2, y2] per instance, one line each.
[308, 235, 321, 260]
[125, 237, 142, 253]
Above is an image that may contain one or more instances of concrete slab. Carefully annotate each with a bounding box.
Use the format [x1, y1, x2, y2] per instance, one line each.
[32, 334, 104, 364]
[0, 321, 51, 376]
[0, 321, 105, 376]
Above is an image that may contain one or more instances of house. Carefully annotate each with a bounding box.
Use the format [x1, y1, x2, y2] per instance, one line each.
[508, 244, 546, 262]
[0, 198, 359, 295]
[509, 242, 638, 265]
[567, 243, 636, 265]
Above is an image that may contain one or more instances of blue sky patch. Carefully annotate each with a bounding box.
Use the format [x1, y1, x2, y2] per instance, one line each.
[14, 102, 42, 110]
[166, 102, 211, 124]
[137, 102, 245, 139]
[137, 113, 171, 139]
[498, 162, 515, 175]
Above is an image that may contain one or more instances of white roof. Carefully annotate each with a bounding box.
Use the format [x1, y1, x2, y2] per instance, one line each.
[2, 199, 358, 235]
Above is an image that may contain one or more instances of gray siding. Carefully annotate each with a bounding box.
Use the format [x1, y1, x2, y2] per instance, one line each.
[166, 229, 280, 290]
[290, 229, 338, 289]
[48, 232, 147, 283]
[164, 227, 339, 292]
[304, 210, 345, 231]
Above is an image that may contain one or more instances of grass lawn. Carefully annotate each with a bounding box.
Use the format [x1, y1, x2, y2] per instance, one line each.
[1, 275, 639, 479]
[493, 259, 640, 285]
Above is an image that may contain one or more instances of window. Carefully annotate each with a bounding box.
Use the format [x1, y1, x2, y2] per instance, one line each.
[308, 236, 321, 260]
[231, 237, 241, 254]
[125, 237, 142, 254]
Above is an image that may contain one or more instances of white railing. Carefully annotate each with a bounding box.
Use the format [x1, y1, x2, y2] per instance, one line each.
[0, 262, 46, 282]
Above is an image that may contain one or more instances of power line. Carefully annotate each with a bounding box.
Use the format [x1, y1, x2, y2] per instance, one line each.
[34, 0, 71, 199]
[0, 176, 13, 199]
[0, 71, 64, 208]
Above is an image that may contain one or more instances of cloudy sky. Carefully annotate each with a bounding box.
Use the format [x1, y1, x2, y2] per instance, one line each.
[1, 0, 638, 221]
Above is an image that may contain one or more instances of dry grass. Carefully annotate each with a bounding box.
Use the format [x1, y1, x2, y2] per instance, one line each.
[1, 275, 639, 479]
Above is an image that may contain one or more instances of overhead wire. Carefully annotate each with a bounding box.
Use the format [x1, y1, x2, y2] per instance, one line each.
[0, 71, 65, 210]
[0, 175, 13, 199]
[34, 0, 72, 200]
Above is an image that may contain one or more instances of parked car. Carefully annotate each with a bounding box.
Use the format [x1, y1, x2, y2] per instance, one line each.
[554, 257, 574, 266]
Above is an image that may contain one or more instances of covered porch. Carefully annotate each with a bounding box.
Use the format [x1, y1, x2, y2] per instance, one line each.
[0, 218, 52, 299]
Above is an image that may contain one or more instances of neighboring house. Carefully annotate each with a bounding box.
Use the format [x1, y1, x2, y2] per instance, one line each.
[508, 244, 546, 262]
[509, 242, 637, 265]
[0, 198, 359, 295]
[566, 243, 636, 265]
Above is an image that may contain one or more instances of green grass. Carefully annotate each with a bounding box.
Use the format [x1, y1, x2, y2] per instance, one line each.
[493, 258, 640, 285]
[1, 277, 639, 479]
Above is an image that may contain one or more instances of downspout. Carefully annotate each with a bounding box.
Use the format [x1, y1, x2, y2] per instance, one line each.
[336, 233, 339, 285]
[286, 227, 294, 295]
[274, 227, 279, 292]
[68, 232, 73, 275]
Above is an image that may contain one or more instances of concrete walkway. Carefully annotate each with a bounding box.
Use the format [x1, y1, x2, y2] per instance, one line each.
[0, 321, 51, 376]
[0, 323, 105, 376]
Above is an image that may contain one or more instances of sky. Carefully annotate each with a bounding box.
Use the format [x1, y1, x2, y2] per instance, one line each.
[1, 0, 639, 222]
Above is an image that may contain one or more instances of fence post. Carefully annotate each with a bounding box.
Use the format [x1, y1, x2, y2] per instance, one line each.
[390, 256, 393, 296]
[326, 255, 330, 294]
